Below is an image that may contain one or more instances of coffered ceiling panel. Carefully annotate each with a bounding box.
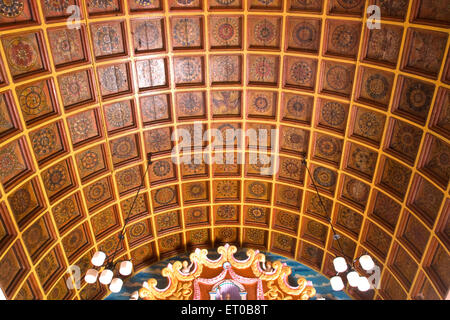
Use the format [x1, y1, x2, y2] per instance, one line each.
[0, 0, 448, 301]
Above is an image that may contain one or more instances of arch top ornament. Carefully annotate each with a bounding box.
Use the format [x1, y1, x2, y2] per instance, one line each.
[138, 244, 316, 300]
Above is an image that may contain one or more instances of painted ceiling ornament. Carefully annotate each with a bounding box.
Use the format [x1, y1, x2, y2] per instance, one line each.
[64, 228, 84, 252]
[59, 72, 90, 106]
[106, 102, 131, 128]
[188, 183, 204, 198]
[406, 82, 433, 112]
[177, 58, 202, 83]
[0, 0, 24, 17]
[154, 187, 176, 205]
[71, 114, 94, 142]
[287, 96, 305, 116]
[153, 160, 171, 177]
[53, 198, 77, 227]
[352, 147, 375, 173]
[179, 92, 201, 115]
[338, 208, 362, 231]
[118, 168, 139, 188]
[91, 0, 115, 8]
[147, 130, 169, 152]
[378, 0, 408, 17]
[31, 127, 57, 157]
[80, 150, 100, 170]
[365, 74, 388, 100]
[369, 28, 401, 62]
[290, 62, 312, 84]
[101, 66, 126, 92]
[337, 0, 362, 9]
[135, 21, 160, 48]
[358, 112, 381, 137]
[189, 208, 205, 221]
[307, 220, 326, 238]
[190, 229, 208, 244]
[216, 181, 237, 196]
[257, 0, 274, 5]
[284, 128, 304, 149]
[173, 18, 200, 47]
[161, 235, 179, 249]
[248, 181, 267, 197]
[142, 95, 167, 121]
[321, 101, 345, 126]
[212, 91, 240, 113]
[44, 0, 70, 12]
[87, 182, 106, 202]
[247, 206, 265, 220]
[177, 0, 195, 5]
[135, 0, 154, 6]
[18, 85, 46, 115]
[317, 135, 339, 157]
[213, 56, 237, 82]
[0, 145, 23, 179]
[112, 137, 135, 159]
[326, 66, 351, 91]
[6, 37, 38, 71]
[276, 234, 291, 249]
[392, 124, 421, 156]
[129, 222, 146, 239]
[43, 164, 67, 192]
[313, 166, 337, 188]
[345, 179, 369, 202]
[217, 205, 235, 219]
[215, 0, 236, 5]
[278, 212, 296, 227]
[96, 26, 120, 54]
[214, 18, 237, 42]
[254, 20, 277, 44]
[9, 188, 31, 216]
[252, 95, 270, 113]
[157, 212, 178, 229]
[293, 23, 316, 47]
[252, 57, 274, 81]
[281, 159, 300, 178]
[331, 25, 358, 51]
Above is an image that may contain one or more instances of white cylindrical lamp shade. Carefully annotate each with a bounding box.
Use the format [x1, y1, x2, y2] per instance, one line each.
[91, 251, 106, 267]
[130, 291, 139, 300]
[358, 276, 371, 292]
[333, 257, 348, 273]
[85, 269, 99, 284]
[359, 255, 375, 271]
[330, 276, 345, 291]
[109, 278, 123, 293]
[346, 271, 360, 287]
[99, 269, 114, 285]
[119, 261, 133, 276]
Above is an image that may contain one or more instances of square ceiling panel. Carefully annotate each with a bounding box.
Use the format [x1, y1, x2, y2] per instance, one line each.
[16, 78, 60, 128]
[47, 25, 90, 69]
[140, 93, 172, 126]
[1, 30, 50, 81]
[209, 15, 243, 50]
[401, 28, 448, 79]
[174, 55, 205, 87]
[135, 57, 169, 92]
[281, 93, 313, 125]
[0, 0, 39, 30]
[170, 16, 204, 50]
[131, 17, 166, 55]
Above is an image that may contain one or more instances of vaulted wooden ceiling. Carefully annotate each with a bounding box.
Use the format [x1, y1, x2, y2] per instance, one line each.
[0, 0, 448, 300]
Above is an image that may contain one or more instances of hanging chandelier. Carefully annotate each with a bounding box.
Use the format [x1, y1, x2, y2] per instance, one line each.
[84, 153, 153, 293]
[300, 155, 376, 293]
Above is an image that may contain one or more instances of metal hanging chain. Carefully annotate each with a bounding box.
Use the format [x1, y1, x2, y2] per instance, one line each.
[105, 153, 153, 268]
[300, 157, 354, 269]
